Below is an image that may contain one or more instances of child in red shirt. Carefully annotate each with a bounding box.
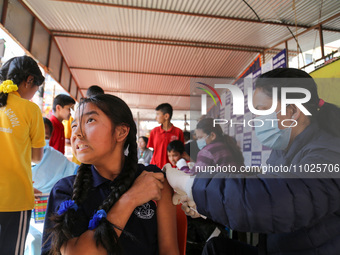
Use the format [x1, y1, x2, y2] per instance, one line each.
[147, 103, 184, 168]
[49, 94, 75, 154]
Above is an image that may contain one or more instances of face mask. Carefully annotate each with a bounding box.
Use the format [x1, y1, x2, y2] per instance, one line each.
[196, 135, 209, 150]
[254, 110, 293, 150]
[45, 139, 50, 146]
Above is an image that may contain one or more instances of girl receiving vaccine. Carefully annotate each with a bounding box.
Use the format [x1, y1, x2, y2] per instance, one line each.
[42, 94, 179, 255]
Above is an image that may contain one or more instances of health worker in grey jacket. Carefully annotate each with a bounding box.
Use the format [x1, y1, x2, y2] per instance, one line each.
[166, 68, 340, 255]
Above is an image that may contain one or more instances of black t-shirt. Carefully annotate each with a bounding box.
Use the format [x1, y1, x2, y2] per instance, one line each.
[42, 164, 162, 255]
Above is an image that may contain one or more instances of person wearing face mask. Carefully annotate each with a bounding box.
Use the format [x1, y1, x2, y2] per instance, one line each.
[194, 118, 244, 173]
[164, 119, 245, 254]
[165, 68, 340, 255]
[165, 118, 244, 213]
[254, 105, 296, 150]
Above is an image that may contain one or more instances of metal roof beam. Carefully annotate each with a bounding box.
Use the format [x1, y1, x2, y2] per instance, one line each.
[70, 66, 236, 79]
[53, 31, 264, 52]
[266, 12, 340, 52]
[82, 89, 196, 98]
[51, 0, 340, 32]
[52, 31, 294, 54]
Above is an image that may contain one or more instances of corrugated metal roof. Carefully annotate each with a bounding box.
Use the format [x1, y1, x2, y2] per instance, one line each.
[54, 37, 257, 77]
[22, 0, 340, 120]
[23, 1, 275, 45]
[74, 69, 192, 94]
[47, 0, 338, 26]
[287, 29, 340, 55]
[324, 16, 340, 30]
[25, 0, 339, 45]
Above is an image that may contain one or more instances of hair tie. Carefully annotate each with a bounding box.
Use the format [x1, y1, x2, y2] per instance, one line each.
[0, 80, 18, 94]
[88, 209, 107, 230]
[57, 200, 78, 215]
[318, 99, 325, 108]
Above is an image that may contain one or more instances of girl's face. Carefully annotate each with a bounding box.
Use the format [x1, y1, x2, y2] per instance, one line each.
[138, 138, 146, 149]
[71, 103, 116, 165]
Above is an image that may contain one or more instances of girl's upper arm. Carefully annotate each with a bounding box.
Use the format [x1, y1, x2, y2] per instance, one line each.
[32, 147, 44, 163]
[156, 179, 180, 255]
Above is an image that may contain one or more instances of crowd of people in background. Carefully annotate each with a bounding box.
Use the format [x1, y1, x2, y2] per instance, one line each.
[1, 55, 340, 255]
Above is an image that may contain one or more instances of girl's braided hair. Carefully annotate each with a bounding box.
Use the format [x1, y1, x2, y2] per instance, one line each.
[50, 94, 138, 255]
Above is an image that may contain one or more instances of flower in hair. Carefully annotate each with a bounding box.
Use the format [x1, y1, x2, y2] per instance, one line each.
[57, 200, 78, 215]
[88, 209, 107, 230]
[0, 80, 18, 94]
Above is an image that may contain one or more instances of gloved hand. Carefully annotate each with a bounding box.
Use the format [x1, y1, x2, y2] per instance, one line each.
[163, 163, 206, 219]
[172, 192, 183, 205]
[172, 193, 206, 219]
[162, 163, 195, 200]
[176, 158, 188, 169]
[181, 195, 205, 218]
[176, 158, 191, 174]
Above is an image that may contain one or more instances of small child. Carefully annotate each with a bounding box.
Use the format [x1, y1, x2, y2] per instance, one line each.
[167, 140, 192, 174]
[49, 94, 75, 154]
